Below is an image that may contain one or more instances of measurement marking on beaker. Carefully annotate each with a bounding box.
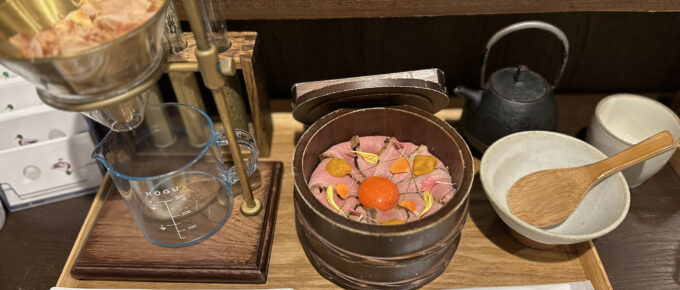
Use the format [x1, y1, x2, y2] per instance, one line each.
[163, 200, 185, 240]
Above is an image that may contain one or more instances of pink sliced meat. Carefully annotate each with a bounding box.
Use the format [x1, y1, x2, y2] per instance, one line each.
[430, 183, 455, 204]
[373, 138, 419, 180]
[368, 207, 408, 224]
[309, 158, 361, 215]
[340, 197, 359, 214]
[308, 158, 355, 193]
[351, 136, 376, 177]
[400, 141, 422, 158]
[319, 142, 364, 182]
[399, 193, 425, 222]
[352, 136, 390, 177]
[320, 141, 354, 161]
[313, 186, 357, 216]
[395, 168, 452, 196]
[422, 201, 444, 218]
[358, 136, 390, 154]
[309, 135, 456, 225]
[399, 193, 426, 212]
[371, 138, 400, 177]
[389, 172, 411, 186]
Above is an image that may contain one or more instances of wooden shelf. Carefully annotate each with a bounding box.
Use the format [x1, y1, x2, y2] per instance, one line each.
[173, 0, 680, 20]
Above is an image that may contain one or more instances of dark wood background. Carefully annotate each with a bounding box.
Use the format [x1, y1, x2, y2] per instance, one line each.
[175, 0, 680, 20]
[185, 12, 679, 98]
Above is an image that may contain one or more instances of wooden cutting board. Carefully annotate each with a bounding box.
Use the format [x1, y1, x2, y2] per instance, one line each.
[70, 161, 283, 283]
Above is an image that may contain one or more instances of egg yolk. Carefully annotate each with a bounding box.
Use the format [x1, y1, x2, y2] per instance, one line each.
[358, 176, 399, 211]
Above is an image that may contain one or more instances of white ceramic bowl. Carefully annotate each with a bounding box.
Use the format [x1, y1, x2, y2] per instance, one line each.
[586, 94, 680, 188]
[480, 131, 630, 245]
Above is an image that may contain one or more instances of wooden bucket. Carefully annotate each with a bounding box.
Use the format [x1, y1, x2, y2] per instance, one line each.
[291, 71, 474, 289]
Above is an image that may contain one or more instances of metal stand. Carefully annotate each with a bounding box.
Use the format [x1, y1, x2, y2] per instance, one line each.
[181, 0, 261, 216]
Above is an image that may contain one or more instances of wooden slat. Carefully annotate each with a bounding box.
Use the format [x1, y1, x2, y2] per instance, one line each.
[574, 242, 613, 290]
[671, 151, 680, 177]
[671, 90, 680, 177]
[166, 32, 256, 68]
[56, 175, 113, 287]
[173, 0, 680, 20]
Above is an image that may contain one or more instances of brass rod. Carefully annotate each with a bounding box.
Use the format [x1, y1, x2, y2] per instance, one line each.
[182, 0, 261, 215]
[167, 62, 198, 72]
[213, 87, 260, 215]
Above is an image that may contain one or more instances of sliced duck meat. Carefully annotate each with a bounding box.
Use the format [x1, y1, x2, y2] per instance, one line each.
[308, 135, 455, 225]
[320, 140, 354, 161]
[309, 158, 356, 193]
[422, 201, 444, 218]
[399, 193, 426, 222]
[372, 137, 401, 177]
[357, 135, 390, 153]
[319, 142, 364, 182]
[348, 204, 368, 222]
[367, 207, 408, 224]
[395, 167, 451, 193]
[389, 172, 412, 187]
[353, 136, 390, 177]
[340, 197, 360, 215]
[314, 186, 359, 216]
[430, 183, 455, 204]
[350, 136, 371, 178]
[372, 138, 424, 179]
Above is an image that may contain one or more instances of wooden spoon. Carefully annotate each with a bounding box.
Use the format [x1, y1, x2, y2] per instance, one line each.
[507, 130, 678, 228]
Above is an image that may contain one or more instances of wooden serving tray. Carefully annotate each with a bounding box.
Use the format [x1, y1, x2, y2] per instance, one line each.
[70, 161, 283, 283]
[58, 111, 611, 289]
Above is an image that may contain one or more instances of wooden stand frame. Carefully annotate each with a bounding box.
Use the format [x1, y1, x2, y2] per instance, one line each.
[167, 32, 273, 157]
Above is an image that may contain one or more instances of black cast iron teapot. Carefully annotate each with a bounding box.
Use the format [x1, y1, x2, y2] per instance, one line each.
[454, 21, 569, 153]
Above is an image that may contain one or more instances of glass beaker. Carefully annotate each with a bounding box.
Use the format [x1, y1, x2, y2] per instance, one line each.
[92, 103, 257, 247]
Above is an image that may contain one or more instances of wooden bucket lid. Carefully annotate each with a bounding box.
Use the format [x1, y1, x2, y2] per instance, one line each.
[291, 69, 449, 125]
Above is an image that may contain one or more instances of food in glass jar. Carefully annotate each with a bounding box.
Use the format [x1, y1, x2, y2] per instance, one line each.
[9, 0, 163, 58]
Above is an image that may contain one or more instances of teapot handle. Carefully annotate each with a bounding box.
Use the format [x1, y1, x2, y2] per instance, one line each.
[480, 21, 569, 90]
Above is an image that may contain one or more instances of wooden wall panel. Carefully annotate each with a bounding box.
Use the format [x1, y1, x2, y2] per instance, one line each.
[173, 0, 680, 20]
[224, 13, 680, 98]
[175, 9, 680, 98]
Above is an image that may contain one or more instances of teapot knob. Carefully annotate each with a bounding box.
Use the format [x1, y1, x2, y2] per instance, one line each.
[513, 65, 530, 83]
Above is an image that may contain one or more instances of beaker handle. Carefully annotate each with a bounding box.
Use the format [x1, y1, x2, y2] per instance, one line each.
[216, 129, 258, 184]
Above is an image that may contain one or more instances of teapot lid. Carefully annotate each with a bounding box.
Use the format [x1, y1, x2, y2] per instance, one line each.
[490, 66, 548, 103]
[291, 69, 449, 124]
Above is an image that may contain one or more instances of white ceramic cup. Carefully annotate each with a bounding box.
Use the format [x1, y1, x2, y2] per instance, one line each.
[586, 94, 680, 188]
